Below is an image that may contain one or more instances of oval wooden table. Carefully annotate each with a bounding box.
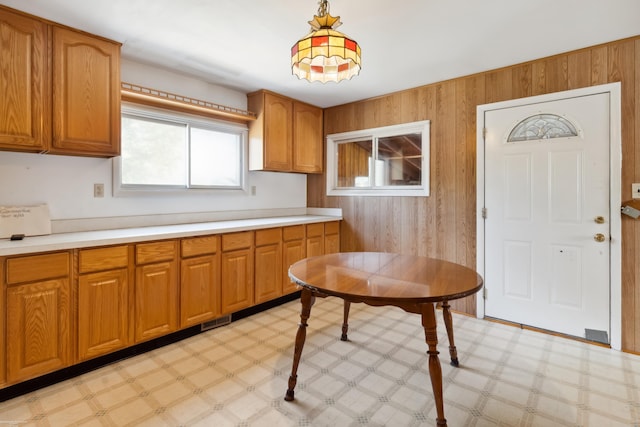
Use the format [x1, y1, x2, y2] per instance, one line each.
[284, 252, 484, 427]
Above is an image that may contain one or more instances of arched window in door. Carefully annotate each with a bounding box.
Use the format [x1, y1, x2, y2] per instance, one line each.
[507, 113, 578, 142]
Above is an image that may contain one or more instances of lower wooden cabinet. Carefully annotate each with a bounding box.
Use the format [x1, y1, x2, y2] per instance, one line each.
[5, 252, 72, 383]
[325, 221, 340, 254]
[282, 225, 306, 295]
[306, 223, 325, 257]
[78, 245, 131, 361]
[0, 221, 339, 389]
[135, 241, 179, 342]
[221, 231, 254, 314]
[255, 228, 283, 304]
[180, 235, 221, 327]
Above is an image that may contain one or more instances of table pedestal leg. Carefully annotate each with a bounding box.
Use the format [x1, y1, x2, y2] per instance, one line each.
[341, 301, 351, 341]
[422, 303, 447, 427]
[285, 288, 315, 402]
[441, 301, 459, 367]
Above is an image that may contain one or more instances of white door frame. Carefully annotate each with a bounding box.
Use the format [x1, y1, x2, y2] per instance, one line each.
[476, 82, 622, 350]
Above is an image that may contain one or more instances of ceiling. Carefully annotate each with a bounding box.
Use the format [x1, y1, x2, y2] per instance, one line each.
[2, 0, 639, 108]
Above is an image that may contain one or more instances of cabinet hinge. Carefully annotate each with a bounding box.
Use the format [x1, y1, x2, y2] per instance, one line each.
[482, 207, 487, 219]
[483, 288, 487, 299]
[483, 127, 487, 140]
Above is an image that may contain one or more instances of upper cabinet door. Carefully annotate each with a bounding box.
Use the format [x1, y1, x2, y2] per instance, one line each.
[0, 8, 49, 152]
[293, 102, 323, 173]
[51, 26, 121, 156]
[263, 92, 293, 171]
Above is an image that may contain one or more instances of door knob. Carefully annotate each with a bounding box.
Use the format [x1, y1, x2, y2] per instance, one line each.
[594, 233, 606, 242]
[594, 216, 605, 224]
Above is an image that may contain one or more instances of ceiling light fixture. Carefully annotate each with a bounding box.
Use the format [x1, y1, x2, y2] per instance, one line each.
[291, 0, 361, 83]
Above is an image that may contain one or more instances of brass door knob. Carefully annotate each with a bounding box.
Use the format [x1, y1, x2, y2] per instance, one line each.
[594, 216, 605, 224]
[594, 233, 606, 242]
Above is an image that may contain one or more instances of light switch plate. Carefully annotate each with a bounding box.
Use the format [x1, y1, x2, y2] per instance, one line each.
[633, 183, 640, 199]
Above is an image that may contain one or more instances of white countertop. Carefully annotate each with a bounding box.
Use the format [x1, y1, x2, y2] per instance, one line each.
[0, 215, 341, 256]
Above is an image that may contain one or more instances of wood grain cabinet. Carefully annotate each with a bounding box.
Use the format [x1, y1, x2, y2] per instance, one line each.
[180, 235, 221, 327]
[306, 223, 325, 258]
[0, 259, 4, 387]
[0, 7, 49, 152]
[5, 252, 72, 383]
[324, 221, 340, 254]
[134, 241, 179, 343]
[0, 5, 121, 157]
[50, 26, 120, 156]
[254, 228, 283, 304]
[77, 245, 131, 361]
[282, 225, 306, 295]
[221, 231, 254, 314]
[248, 90, 323, 173]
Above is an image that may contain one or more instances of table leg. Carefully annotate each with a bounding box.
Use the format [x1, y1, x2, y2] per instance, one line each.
[422, 302, 447, 427]
[341, 300, 351, 341]
[285, 287, 315, 402]
[441, 301, 459, 367]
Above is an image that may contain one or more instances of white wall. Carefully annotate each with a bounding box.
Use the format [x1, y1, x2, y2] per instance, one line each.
[0, 60, 307, 230]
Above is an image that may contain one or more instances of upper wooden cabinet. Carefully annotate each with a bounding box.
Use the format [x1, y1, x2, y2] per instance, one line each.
[248, 90, 323, 174]
[0, 5, 121, 157]
[0, 7, 49, 151]
[50, 26, 120, 156]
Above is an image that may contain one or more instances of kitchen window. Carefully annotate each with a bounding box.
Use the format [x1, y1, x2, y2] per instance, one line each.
[326, 120, 430, 196]
[114, 104, 247, 194]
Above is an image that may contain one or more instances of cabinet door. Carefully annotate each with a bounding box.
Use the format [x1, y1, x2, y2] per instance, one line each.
[78, 269, 129, 361]
[6, 278, 71, 383]
[51, 26, 120, 156]
[0, 258, 5, 386]
[324, 221, 340, 254]
[135, 261, 178, 342]
[282, 239, 305, 295]
[306, 223, 325, 257]
[293, 102, 323, 173]
[221, 248, 254, 314]
[263, 92, 293, 171]
[0, 9, 49, 151]
[255, 242, 282, 304]
[181, 254, 220, 327]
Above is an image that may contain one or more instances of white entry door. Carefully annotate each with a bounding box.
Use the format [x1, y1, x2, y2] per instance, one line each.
[483, 92, 611, 341]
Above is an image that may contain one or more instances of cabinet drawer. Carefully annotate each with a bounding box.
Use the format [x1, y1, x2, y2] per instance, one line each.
[255, 228, 282, 247]
[325, 221, 339, 235]
[6, 252, 70, 285]
[136, 241, 177, 264]
[306, 223, 324, 237]
[283, 225, 304, 242]
[222, 231, 253, 251]
[79, 245, 129, 273]
[182, 235, 219, 258]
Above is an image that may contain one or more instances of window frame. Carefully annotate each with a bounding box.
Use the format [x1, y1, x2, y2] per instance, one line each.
[326, 120, 430, 197]
[113, 103, 249, 196]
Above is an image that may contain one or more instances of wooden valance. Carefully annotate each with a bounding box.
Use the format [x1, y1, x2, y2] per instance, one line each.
[121, 82, 256, 124]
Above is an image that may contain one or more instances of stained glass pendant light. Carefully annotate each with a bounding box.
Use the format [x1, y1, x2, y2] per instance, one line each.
[291, 0, 361, 83]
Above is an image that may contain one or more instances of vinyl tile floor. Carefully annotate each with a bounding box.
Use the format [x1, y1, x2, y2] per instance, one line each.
[1, 298, 639, 426]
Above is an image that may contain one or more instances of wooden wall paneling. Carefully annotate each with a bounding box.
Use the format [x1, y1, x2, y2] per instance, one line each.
[532, 55, 569, 95]
[567, 49, 592, 89]
[511, 64, 532, 99]
[635, 39, 640, 352]
[590, 45, 609, 85]
[610, 39, 637, 351]
[485, 67, 513, 104]
[434, 81, 457, 261]
[421, 85, 439, 259]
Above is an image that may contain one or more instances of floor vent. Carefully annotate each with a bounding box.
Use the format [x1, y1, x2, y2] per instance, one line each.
[201, 315, 232, 332]
[585, 328, 609, 345]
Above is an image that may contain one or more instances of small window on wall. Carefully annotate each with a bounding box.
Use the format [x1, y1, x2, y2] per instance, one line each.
[326, 120, 430, 196]
[114, 104, 247, 195]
